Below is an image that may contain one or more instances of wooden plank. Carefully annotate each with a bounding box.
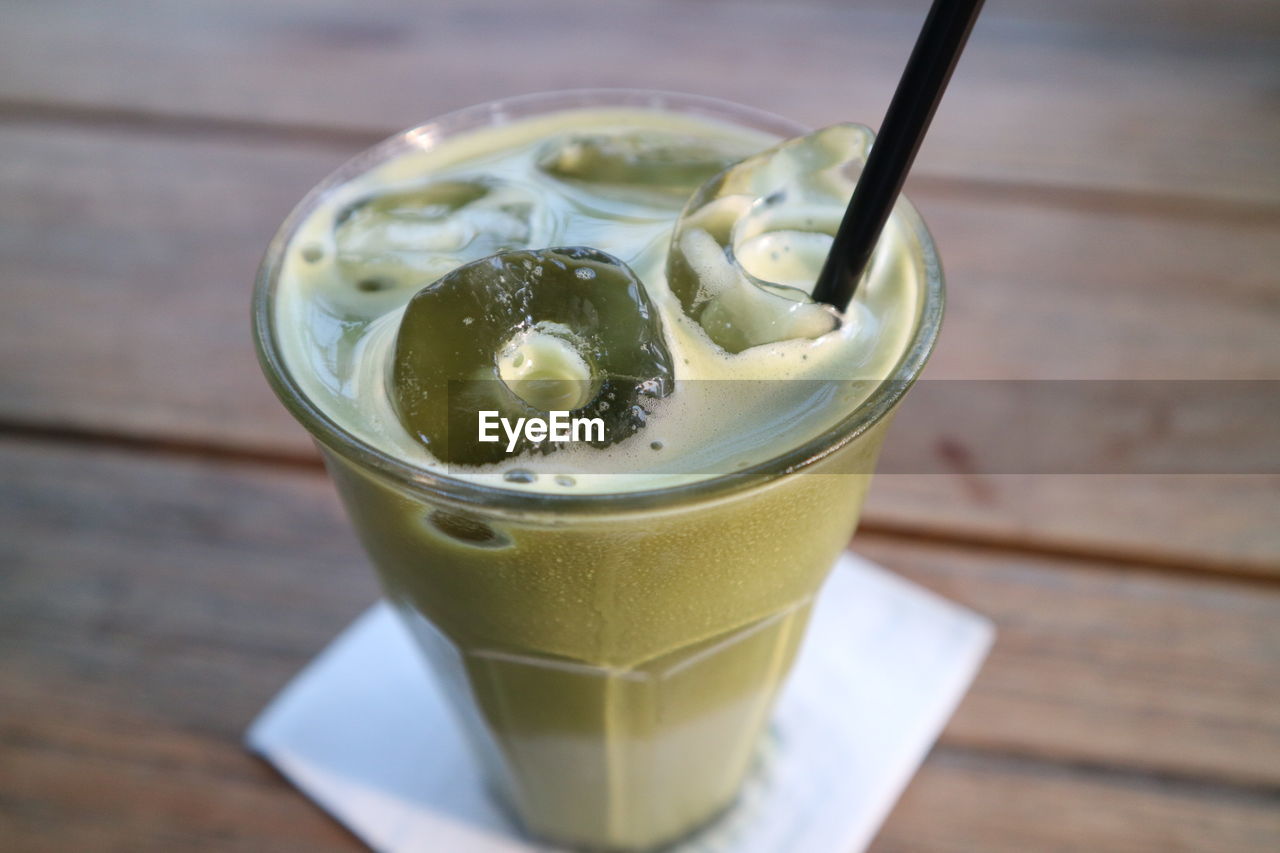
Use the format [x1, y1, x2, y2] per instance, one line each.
[2, 439, 1278, 803]
[0, 442, 374, 850]
[756, 0, 1280, 37]
[3, 124, 1277, 571]
[872, 748, 1280, 852]
[0, 721, 360, 852]
[911, 184, 1280, 381]
[0, 125, 329, 455]
[862, 475, 1280, 577]
[0, 0, 1277, 202]
[856, 535, 1280, 788]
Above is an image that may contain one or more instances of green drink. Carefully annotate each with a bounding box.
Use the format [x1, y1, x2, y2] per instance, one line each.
[254, 91, 942, 850]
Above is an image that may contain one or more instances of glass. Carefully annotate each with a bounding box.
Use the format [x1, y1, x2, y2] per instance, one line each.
[254, 90, 943, 850]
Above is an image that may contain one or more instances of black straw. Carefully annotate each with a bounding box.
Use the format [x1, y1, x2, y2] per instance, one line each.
[811, 0, 986, 309]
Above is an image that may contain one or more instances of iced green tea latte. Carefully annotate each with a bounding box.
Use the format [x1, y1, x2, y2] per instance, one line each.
[256, 91, 941, 850]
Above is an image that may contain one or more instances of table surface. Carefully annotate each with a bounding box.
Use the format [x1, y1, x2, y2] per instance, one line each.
[2, 1, 1278, 850]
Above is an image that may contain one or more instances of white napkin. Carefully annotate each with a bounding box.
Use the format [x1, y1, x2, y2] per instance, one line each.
[247, 551, 993, 852]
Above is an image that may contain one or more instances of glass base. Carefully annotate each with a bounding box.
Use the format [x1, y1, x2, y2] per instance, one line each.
[397, 599, 814, 851]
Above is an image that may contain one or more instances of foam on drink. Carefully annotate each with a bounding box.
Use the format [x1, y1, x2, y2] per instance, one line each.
[274, 108, 923, 492]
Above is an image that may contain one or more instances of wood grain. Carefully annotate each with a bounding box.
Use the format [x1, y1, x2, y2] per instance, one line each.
[857, 535, 1280, 788]
[2, 123, 1276, 574]
[0, 440, 373, 850]
[2, 439, 1277, 833]
[862, 475, 1280, 578]
[873, 748, 1280, 852]
[0, 125, 328, 453]
[0, 725, 360, 852]
[0, 0, 1277, 202]
[3, 1, 1277, 849]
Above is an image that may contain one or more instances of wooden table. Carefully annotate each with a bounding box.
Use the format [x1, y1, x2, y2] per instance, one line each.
[2, 1, 1278, 849]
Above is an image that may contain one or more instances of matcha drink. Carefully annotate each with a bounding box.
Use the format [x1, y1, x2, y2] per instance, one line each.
[254, 91, 942, 850]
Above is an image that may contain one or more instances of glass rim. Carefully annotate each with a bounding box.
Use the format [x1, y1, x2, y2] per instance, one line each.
[252, 88, 945, 515]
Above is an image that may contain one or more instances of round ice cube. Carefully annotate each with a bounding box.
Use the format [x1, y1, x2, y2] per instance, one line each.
[391, 247, 673, 466]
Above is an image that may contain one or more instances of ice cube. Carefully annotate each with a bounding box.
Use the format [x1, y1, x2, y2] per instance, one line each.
[330, 178, 551, 312]
[537, 130, 744, 204]
[665, 124, 874, 353]
[391, 247, 673, 466]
